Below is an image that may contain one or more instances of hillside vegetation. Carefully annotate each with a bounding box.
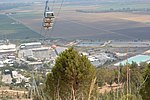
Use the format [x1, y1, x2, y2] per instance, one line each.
[35, 48, 150, 100]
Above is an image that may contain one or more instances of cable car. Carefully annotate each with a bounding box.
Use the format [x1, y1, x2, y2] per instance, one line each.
[42, 0, 56, 30]
[43, 18, 53, 23]
[45, 11, 55, 18]
[43, 23, 52, 27]
[43, 22, 53, 29]
[44, 27, 52, 30]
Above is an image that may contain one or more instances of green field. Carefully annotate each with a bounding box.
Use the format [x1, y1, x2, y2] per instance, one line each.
[11, 12, 42, 19]
[0, 14, 43, 40]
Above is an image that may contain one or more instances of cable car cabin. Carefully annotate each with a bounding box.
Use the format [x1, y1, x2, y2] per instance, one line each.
[44, 26, 52, 30]
[43, 23, 53, 29]
[45, 11, 55, 18]
[43, 18, 53, 23]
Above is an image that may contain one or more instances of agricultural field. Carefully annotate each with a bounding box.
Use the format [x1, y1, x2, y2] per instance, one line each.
[1, 2, 150, 40]
[95, 2, 150, 11]
[0, 14, 43, 40]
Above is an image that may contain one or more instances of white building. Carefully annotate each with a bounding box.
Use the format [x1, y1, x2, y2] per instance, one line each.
[18, 42, 51, 59]
[0, 44, 16, 50]
[3, 59, 14, 66]
[143, 50, 150, 55]
[18, 49, 33, 58]
[12, 71, 29, 84]
[27, 61, 43, 68]
[32, 47, 51, 59]
[0, 44, 16, 55]
[0, 61, 4, 67]
[19, 42, 41, 50]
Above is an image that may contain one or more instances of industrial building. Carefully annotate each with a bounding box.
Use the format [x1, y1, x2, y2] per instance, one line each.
[18, 42, 51, 59]
[114, 54, 150, 66]
[0, 44, 16, 55]
[19, 42, 41, 50]
[0, 43, 16, 67]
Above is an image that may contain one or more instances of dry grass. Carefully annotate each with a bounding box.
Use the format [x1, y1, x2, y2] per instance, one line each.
[98, 83, 123, 94]
[0, 87, 29, 99]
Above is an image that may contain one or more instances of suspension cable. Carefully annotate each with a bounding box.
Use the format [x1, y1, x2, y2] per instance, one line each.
[51, 0, 56, 11]
[39, 0, 47, 38]
[58, 17, 136, 39]
[40, 0, 65, 38]
[50, 0, 65, 32]
[56, 0, 65, 16]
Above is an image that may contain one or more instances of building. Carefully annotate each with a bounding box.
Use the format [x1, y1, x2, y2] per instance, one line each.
[0, 43, 16, 67]
[114, 54, 150, 66]
[2, 74, 12, 84]
[143, 50, 150, 55]
[3, 59, 14, 66]
[2, 70, 12, 84]
[12, 71, 29, 84]
[109, 41, 150, 48]
[0, 44, 16, 55]
[32, 47, 51, 59]
[0, 61, 4, 67]
[87, 52, 116, 67]
[50, 46, 67, 58]
[19, 42, 41, 50]
[18, 42, 51, 59]
[18, 49, 33, 58]
[26, 61, 43, 69]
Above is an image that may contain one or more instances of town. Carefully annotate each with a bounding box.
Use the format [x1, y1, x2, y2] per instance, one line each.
[0, 39, 149, 90]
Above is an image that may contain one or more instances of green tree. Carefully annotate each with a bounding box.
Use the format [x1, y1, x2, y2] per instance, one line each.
[96, 68, 116, 87]
[140, 63, 150, 100]
[45, 48, 96, 100]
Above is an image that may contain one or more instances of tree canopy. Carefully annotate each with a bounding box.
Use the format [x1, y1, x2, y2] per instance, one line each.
[140, 63, 150, 100]
[45, 48, 96, 100]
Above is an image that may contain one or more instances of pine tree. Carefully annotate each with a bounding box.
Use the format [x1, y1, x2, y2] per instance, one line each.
[45, 48, 96, 100]
[140, 63, 150, 100]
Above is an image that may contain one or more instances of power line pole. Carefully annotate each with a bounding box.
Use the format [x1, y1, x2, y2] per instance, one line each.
[30, 70, 40, 99]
